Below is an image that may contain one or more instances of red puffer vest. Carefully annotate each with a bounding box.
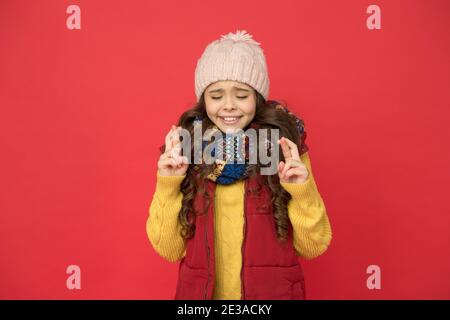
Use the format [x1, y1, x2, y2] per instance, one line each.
[174, 172, 306, 300]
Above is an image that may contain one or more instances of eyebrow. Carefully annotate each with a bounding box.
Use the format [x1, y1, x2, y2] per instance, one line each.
[208, 86, 251, 94]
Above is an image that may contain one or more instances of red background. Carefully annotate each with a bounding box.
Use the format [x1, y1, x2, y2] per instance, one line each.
[1, 0, 449, 299]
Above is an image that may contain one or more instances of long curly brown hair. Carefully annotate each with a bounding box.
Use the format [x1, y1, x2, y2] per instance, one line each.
[159, 91, 303, 243]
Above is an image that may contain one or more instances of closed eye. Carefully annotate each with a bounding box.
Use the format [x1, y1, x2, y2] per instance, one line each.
[211, 96, 248, 100]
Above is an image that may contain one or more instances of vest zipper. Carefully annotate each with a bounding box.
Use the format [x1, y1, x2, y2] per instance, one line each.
[240, 183, 247, 300]
[204, 204, 211, 300]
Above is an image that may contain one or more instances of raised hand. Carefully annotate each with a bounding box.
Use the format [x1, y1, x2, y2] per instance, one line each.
[277, 137, 309, 184]
[157, 125, 189, 176]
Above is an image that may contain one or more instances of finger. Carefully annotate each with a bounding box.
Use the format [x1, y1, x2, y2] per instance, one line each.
[171, 140, 185, 163]
[172, 150, 186, 165]
[172, 127, 181, 144]
[281, 161, 292, 177]
[281, 137, 300, 161]
[278, 161, 285, 175]
[285, 167, 301, 178]
[170, 142, 181, 160]
[167, 125, 182, 153]
[160, 151, 171, 160]
[158, 157, 176, 167]
[158, 157, 179, 168]
[171, 127, 184, 153]
[180, 156, 189, 165]
[164, 125, 176, 153]
[282, 158, 305, 176]
[174, 156, 189, 168]
[286, 158, 304, 169]
[278, 162, 286, 180]
[278, 137, 292, 161]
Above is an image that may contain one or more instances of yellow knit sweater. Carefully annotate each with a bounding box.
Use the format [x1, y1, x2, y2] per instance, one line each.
[146, 151, 332, 300]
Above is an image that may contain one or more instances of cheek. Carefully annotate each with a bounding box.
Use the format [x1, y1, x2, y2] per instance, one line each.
[205, 101, 219, 116]
[239, 101, 256, 117]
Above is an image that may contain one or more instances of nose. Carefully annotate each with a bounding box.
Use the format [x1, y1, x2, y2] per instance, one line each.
[222, 97, 236, 112]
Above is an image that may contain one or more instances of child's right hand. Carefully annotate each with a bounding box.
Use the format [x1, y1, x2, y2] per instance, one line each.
[158, 125, 189, 176]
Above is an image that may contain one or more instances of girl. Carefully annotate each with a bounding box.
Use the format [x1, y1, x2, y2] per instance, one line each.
[147, 30, 332, 300]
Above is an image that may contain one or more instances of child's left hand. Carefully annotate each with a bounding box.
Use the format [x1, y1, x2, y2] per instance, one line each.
[277, 137, 309, 184]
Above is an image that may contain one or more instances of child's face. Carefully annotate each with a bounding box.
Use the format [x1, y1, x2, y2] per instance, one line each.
[204, 80, 256, 133]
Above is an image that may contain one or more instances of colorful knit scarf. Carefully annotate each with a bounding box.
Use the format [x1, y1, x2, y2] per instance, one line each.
[192, 104, 308, 185]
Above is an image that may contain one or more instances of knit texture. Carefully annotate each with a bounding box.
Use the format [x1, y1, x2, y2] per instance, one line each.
[147, 151, 332, 299]
[194, 30, 270, 101]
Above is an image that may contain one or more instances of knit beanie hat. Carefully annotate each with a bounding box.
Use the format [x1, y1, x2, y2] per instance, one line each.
[194, 30, 270, 102]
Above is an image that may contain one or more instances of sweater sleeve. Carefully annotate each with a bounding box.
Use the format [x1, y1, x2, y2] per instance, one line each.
[280, 151, 333, 260]
[146, 170, 187, 262]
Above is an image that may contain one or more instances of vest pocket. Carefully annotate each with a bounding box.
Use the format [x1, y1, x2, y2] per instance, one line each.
[290, 278, 306, 300]
[175, 262, 209, 300]
[244, 264, 305, 300]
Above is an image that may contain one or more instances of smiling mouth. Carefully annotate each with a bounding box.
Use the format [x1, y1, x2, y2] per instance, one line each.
[218, 116, 242, 125]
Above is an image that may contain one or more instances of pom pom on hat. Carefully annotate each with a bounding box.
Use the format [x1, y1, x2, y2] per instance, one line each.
[220, 30, 261, 46]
